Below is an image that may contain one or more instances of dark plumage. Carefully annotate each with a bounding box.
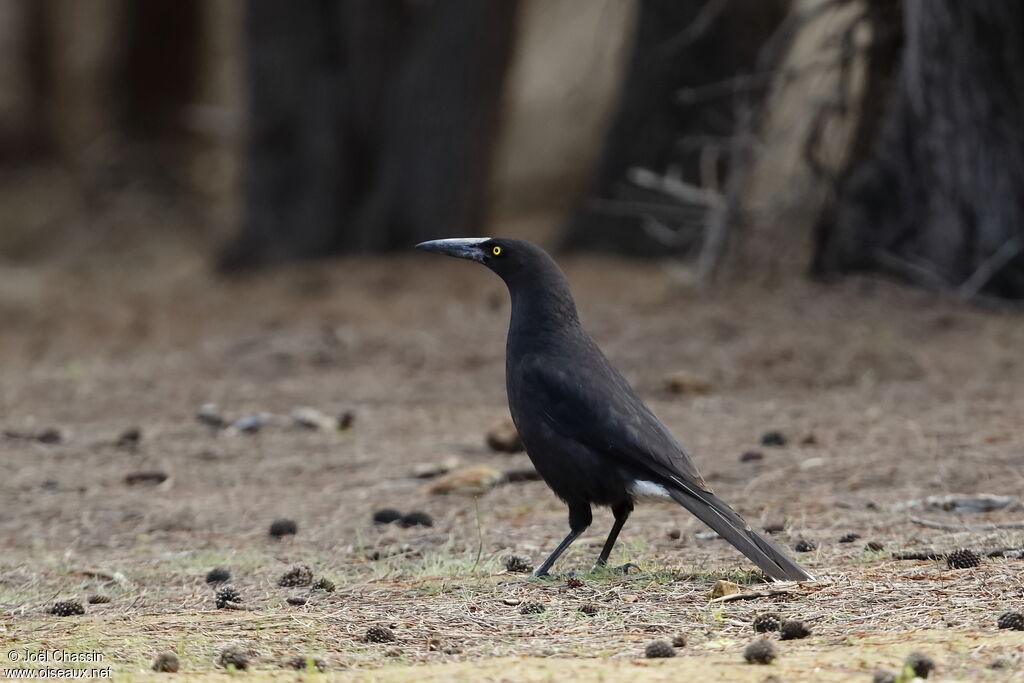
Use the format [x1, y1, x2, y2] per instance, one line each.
[417, 238, 812, 581]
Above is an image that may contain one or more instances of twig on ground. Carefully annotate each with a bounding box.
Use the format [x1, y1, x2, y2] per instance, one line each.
[909, 516, 1024, 531]
[709, 589, 793, 604]
[891, 551, 944, 561]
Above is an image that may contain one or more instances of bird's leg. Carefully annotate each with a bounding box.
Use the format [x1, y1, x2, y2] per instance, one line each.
[533, 503, 591, 577]
[532, 529, 582, 577]
[593, 501, 633, 570]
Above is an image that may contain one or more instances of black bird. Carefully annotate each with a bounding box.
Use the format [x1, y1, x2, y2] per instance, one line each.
[416, 238, 812, 581]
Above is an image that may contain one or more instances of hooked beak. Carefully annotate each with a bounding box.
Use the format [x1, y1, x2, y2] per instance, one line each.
[415, 237, 490, 262]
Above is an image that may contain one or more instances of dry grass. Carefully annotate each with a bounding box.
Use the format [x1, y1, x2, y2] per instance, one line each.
[2, 239, 1024, 679]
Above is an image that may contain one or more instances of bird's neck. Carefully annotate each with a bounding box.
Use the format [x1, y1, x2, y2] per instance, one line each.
[506, 272, 581, 342]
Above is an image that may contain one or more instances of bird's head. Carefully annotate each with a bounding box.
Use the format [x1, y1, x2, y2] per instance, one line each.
[416, 237, 579, 325]
[415, 237, 551, 283]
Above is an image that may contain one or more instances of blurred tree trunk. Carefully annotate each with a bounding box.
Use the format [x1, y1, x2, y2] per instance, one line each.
[719, 0, 886, 284]
[563, 0, 788, 256]
[815, 0, 1024, 298]
[30, 0, 124, 161]
[219, 0, 516, 270]
[0, 0, 32, 157]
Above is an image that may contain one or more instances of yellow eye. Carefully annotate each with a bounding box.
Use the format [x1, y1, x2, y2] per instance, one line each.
[492, 246, 502, 256]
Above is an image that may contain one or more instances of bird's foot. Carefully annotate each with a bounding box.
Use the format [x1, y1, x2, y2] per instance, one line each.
[589, 562, 640, 576]
[528, 569, 584, 581]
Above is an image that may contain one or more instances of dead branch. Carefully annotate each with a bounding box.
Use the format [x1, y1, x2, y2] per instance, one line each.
[709, 589, 794, 604]
[908, 516, 1024, 531]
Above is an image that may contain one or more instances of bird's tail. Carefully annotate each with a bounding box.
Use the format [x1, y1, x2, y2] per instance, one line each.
[667, 485, 813, 582]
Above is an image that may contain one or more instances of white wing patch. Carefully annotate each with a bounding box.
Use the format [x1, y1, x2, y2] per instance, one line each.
[629, 480, 672, 500]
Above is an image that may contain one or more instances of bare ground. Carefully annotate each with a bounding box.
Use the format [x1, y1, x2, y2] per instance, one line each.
[2, 237, 1024, 680]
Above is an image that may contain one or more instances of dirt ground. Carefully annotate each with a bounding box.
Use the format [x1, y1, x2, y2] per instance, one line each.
[2, 229, 1023, 680]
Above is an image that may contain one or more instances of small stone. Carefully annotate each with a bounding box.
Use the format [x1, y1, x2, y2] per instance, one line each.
[36, 428, 63, 444]
[268, 518, 298, 538]
[579, 603, 599, 616]
[152, 652, 180, 673]
[752, 613, 782, 633]
[743, 637, 776, 664]
[116, 428, 142, 448]
[291, 407, 336, 431]
[87, 594, 112, 604]
[946, 548, 981, 569]
[286, 596, 308, 606]
[671, 634, 687, 648]
[760, 431, 787, 447]
[663, 371, 713, 395]
[364, 625, 396, 643]
[644, 640, 675, 658]
[485, 417, 524, 453]
[215, 643, 250, 670]
[373, 508, 403, 524]
[399, 510, 433, 528]
[277, 564, 314, 588]
[865, 541, 884, 552]
[312, 577, 335, 592]
[285, 655, 326, 672]
[793, 538, 817, 553]
[232, 413, 266, 434]
[996, 611, 1024, 630]
[215, 585, 242, 608]
[205, 567, 231, 584]
[779, 619, 811, 640]
[838, 533, 860, 543]
[740, 450, 764, 462]
[425, 465, 503, 495]
[872, 670, 896, 683]
[710, 579, 742, 599]
[50, 600, 85, 616]
[519, 600, 545, 615]
[906, 651, 935, 678]
[504, 555, 534, 573]
[411, 457, 461, 479]
[197, 403, 226, 427]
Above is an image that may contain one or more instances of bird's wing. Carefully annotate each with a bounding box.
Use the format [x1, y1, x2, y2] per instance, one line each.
[521, 352, 712, 493]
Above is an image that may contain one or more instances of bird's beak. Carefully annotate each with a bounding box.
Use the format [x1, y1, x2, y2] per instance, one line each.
[415, 237, 490, 262]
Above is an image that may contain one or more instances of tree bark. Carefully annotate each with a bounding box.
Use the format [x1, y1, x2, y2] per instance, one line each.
[818, 0, 1024, 298]
[220, 0, 516, 270]
[563, 0, 788, 256]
